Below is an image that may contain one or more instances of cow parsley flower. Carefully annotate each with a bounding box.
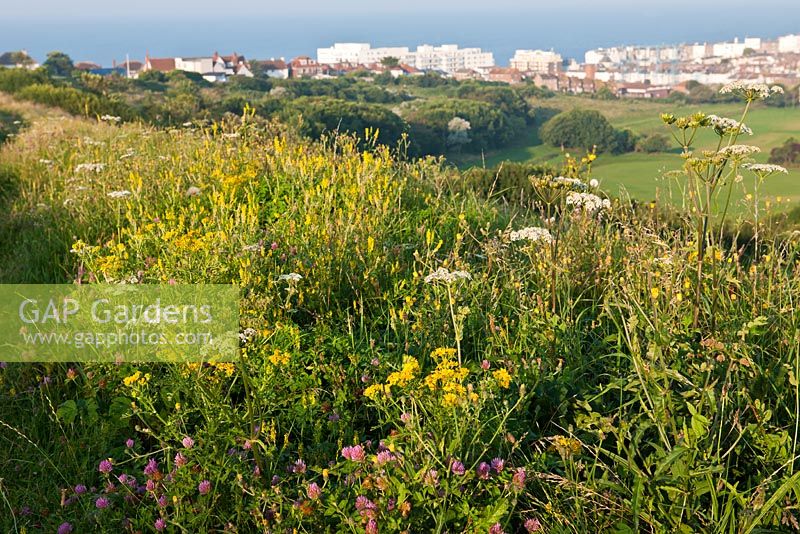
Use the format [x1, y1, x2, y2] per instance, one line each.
[100, 115, 121, 123]
[719, 81, 784, 101]
[706, 115, 753, 136]
[718, 145, 761, 158]
[107, 190, 132, 199]
[278, 273, 302, 283]
[75, 163, 105, 173]
[742, 163, 788, 175]
[566, 192, 611, 214]
[424, 267, 472, 284]
[509, 226, 553, 244]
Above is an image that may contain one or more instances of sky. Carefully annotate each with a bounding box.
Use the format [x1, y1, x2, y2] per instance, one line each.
[2, 1, 798, 65]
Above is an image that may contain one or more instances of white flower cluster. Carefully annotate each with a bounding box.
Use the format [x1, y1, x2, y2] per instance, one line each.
[107, 190, 132, 199]
[239, 327, 257, 344]
[278, 273, 303, 282]
[509, 226, 553, 244]
[38, 158, 53, 165]
[719, 81, 784, 100]
[424, 267, 472, 284]
[706, 115, 753, 136]
[742, 163, 788, 175]
[550, 176, 588, 191]
[566, 192, 611, 214]
[242, 243, 262, 252]
[718, 145, 761, 158]
[74, 163, 105, 173]
[100, 115, 121, 123]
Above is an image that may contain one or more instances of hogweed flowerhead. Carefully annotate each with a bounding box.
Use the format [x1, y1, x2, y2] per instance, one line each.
[742, 163, 788, 177]
[718, 144, 761, 158]
[706, 115, 753, 136]
[719, 81, 784, 101]
[424, 267, 471, 285]
[566, 192, 611, 215]
[509, 226, 553, 244]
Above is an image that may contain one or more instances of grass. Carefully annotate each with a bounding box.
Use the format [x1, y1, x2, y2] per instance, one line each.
[457, 95, 800, 211]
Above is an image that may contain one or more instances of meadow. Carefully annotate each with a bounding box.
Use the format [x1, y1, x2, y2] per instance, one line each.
[1, 82, 800, 533]
[457, 96, 800, 210]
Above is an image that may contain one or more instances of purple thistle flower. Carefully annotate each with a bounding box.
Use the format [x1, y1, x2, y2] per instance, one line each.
[489, 523, 505, 534]
[95, 496, 110, 509]
[477, 462, 490, 480]
[524, 518, 542, 532]
[491, 458, 505, 473]
[181, 436, 195, 449]
[125, 438, 135, 448]
[451, 460, 466, 476]
[292, 459, 307, 474]
[157, 494, 168, 507]
[307, 482, 322, 500]
[198, 479, 211, 495]
[98, 459, 113, 474]
[145, 479, 157, 492]
[57, 522, 73, 534]
[74, 484, 87, 495]
[154, 518, 167, 532]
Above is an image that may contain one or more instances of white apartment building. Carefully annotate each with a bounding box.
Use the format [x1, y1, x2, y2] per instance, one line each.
[174, 57, 228, 82]
[778, 34, 800, 54]
[316, 43, 412, 65]
[712, 37, 761, 58]
[510, 49, 562, 74]
[411, 44, 494, 73]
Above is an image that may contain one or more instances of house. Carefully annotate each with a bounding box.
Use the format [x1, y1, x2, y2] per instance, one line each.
[557, 74, 600, 94]
[253, 59, 289, 79]
[218, 52, 253, 78]
[452, 68, 482, 81]
[176, 56, 228, 82]
[389, 63, 421, 78]
[289, 56, 326, 78]
[143, 55, 176, 73]
[486, 67, 523, 84]
[616, 82, 671, 99]
[74, 62, 101, 71]
[532, 73, 559, 91]
[113, 59, 144, 77]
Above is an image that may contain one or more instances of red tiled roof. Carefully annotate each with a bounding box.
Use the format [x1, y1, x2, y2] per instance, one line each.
[148, 58, 176, 72]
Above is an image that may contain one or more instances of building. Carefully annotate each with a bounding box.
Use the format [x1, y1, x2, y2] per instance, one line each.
[533, 73, 559, 91]
[486, 67, 523, 84]
[616, 82, 671, 99]
[174, 56, 228, 82]
[412, 44, 494, 73]
[778, 34, 800, 54]
[289, 56, 326, 78]
[143, 55, 176, 73]
[317, 43, 412, 65]
[510, 49, 562, 74]
[253, 59, 289, 79]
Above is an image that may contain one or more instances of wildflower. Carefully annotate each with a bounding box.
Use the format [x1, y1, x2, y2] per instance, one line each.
[293, 459, 307, 474]
[366, 519, 379, 534]
[451, 460, 466, 476]
[400, 412, 412, 424]
[271, 242, 279, 250]
[491, 458, 505, 473]
[508, 226, 553, 244]
[706, 115, 753, 136]
[185, 186, 202, 197]
[524, 518, 542, 532]
[158, 494, 168, 507]
[481, 359, 490, 370]
[477, 462, 490, 479]
[489, 523, 505, 534]
[566, 192, 611, 214]
[107, 190, 132, 199]
[742, 163, 788, 176]
[341, 445, 366, 462]
[75, 163, 105, 173]
[175, 452, 188, 468]
[182, 436, 195, 449]
[146, 479, 157, 492]
[424, 267, 471, 284]
[239, 327, 257, 343]
[386, 356, 420, 387]
[307, 482, 322, 500]
[100, 114, 121, 122]
[198, 480, 211, 495]
[269, 349, 291, 365]
[589, 178, 599, 188]
[95, 497, 110, 509]
[375, 450, 395, 466]
[512, 467, 527, 490]
[57, 522, 73, 534]
[278, 272, 302, 282]
[125, 439, 134, 448]
[547, 176, 588, 191]
[98, 459, 113, 474]
[144, 458, 159, 477]
[154, 518, 167, 532]
[493, 368, 511, 389]
[423, 468, 439, 487]
[651, 287, 660, 298]
[719, 80, 784, 100]
[718, 144, 761, 158]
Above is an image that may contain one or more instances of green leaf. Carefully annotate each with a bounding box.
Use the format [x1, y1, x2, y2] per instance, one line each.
[56, 400, 78, 424]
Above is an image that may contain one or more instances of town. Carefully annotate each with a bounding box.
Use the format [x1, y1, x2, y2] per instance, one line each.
[2, 32, 800, 98]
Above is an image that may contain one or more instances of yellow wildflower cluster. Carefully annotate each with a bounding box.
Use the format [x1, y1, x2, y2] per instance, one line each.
[123, 371, 151, 387]
[386, 356, 420, 387]
[424, 349, 469, 406]
[552, 435, 582, 458]
[269, 349, 291, 366]
[492, 368, 511, 389]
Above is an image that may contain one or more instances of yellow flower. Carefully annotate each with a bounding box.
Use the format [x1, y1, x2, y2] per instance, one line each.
[269, 349, 291, 366]
[650, 287, 660, 299]
[386, 356, 419, 388]
[442, 393, 460, 407]
[493, 368, 511, 389]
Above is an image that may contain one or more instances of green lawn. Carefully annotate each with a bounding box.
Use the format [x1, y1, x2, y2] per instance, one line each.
[457, 96, 800, 211]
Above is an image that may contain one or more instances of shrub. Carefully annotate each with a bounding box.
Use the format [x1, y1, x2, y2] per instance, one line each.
[635, 133, 671, 153]
[769, 137, 800, 166]
[540, 108, 634, 153]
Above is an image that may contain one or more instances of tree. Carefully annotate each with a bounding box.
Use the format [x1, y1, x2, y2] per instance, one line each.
[540, 108, 634, 153]
[636, 133, 670, 153]
[43, 51, 74, 77]
[0, 50, 35, 67]
[380, 56, 400, 68]
[446, 117, 471, 150]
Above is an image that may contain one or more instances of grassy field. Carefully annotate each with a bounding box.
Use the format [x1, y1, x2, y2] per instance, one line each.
[457, 96, 800, 211]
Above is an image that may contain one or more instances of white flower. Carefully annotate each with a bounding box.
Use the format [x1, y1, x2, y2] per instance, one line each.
[566, 192, 611, 214]
[719, 81, 784, 100]
[509, 226, 553, 244]
[742, 163, 788, 175]
[589, 179, 599, 188]
[75, 163, 105, 173]
[182, 121, 194, 127]
[38, 158, 53, 165]
[549, 176, 588, 191]
[107, 190, 132, 199]
[718, 145, 761, 157]
[278, 273, 303, 283]
[706, 115, 753, 136]
[424, 267, 472, 284]
[242, 243, 262, 252]
[185, 186, 202, 197]
[99, 115, 121, 123]
[222, 133, 240, 138]
[239, 327, 257, 343]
